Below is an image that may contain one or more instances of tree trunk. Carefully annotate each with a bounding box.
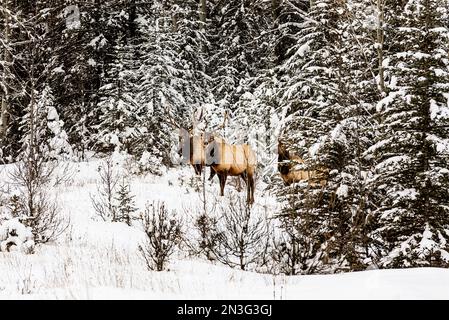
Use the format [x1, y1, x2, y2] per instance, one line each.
[272, 0, 281, 19]
[377, 0, 386, 95]
[0, 0, 11, 140]
[199, 0, 207, 27]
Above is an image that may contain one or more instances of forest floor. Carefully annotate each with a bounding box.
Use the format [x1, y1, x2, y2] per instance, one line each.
[0, 157, 448, 299]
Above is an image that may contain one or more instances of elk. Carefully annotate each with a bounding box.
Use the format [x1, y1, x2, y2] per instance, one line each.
[166, 107, 208, 176]
[205, 135, 257, 205]
[278, 140, 328, 187]
[178, 130, 206, 176]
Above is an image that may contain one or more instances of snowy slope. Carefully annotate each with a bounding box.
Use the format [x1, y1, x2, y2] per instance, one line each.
[0, 159, 449, 300]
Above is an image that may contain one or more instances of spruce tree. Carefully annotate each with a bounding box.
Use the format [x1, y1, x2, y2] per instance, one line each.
[115, 180, 137, 226]
[275, 0, 373, 273]
[368, 0, 449, 268]
[208, 0, 272, 111]
[136, 0, 210, 171]
[96, 41, 140, 154]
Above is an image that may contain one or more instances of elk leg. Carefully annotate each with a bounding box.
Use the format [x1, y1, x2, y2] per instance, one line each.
[235, 176, 242, 192]
[218, 174, 224, 196]
[251, 176, 255, 204]
[219, 172, 228, 197]
[247, 173, 255, 205]
[209, 167, 216, 181]
[240, 172, 248, 186]
[245, 171, 250, 204]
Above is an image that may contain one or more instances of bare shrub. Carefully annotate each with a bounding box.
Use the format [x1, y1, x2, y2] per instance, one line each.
[211, 192, 270, 271]
[270, 212, 324, 275]
[270, 227, 302, 276]
[138, 202, 183, 271]
[90, 157, 120, 222]
[9, 155, 69, 244]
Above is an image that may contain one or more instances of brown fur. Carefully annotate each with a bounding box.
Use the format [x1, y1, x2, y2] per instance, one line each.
[278, 140, 328, 187]
[190, 134, 206, 175]
[206, 136, 257, 204]
[178, 131, 207, 176]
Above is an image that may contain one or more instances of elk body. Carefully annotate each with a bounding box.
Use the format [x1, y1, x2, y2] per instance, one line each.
[205, 136, 257, 204]
[278, 140, 328, 187]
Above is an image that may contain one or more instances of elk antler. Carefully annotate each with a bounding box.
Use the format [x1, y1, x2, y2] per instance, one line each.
[164, 104, 181, 129]
[192, 106, 205, 133]
[217, 110, 228, 131]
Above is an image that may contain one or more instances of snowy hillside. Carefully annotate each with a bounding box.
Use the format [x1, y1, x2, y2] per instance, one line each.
[0, 159, 448, 300]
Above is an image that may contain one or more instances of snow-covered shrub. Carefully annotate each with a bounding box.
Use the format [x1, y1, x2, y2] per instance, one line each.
[136, 151, 164, 176]
[189, 213, 222, 261]
[138, 202, 183, 271]
[47, 106, 73, 161]
[0, 218, 35, 254]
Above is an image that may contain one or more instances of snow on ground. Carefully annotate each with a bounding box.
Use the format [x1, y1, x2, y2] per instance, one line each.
[0, 159, 449, 299]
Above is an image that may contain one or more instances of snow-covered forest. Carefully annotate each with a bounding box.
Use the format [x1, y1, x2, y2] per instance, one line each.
[1, 0, 449, 299]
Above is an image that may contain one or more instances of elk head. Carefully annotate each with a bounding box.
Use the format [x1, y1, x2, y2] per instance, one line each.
[165, 105, 207, 175]
[277, 139, 292, 175]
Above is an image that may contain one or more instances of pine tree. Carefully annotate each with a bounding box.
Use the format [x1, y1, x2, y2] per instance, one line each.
[47, 102, 73, 161]
[96, 41, 140, 154]
[274, 0, 375, 273]
[271, 0, 310, 63]
[115, 180, 137, 226]
[135, 0, 210, 171]
[367, 0, 449, 268]
[50, 0, 106, 159]
[208, 0, 272, 111]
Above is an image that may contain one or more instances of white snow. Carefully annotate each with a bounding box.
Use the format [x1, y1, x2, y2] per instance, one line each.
[47, 107, 73, 159]
[87, 58, 97, 67]
[0, 219, 35, 254]
[89, 35, 107, 49]
[52, 66, 65, 74]
[64, 5, 81, 30]
[430, 98, 449, 121]
[0, 160, 448, 299]
[336, 185, 349, 198]
[296, 41, 311, 57]
[330, 123, 347, 144]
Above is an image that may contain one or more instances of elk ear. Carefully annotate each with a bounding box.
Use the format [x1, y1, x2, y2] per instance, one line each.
[197, 107, 204, 122]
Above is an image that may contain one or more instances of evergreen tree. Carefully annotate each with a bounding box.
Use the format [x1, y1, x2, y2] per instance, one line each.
[135, 0, 210, 171]
[274, 0, 375, 273]
[115, 179, 137, 226]
[367, 0, 449, 268]
[50, 0, 106, 158]
[47, 101, 73, 161]
[96, 41, 140, 154]
[271, 0, 310, 63]
[208, 0, 272, 111]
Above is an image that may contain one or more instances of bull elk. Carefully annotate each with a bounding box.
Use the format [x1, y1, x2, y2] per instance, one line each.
[278, 140, 328, 187]
[205, 135, 257, 205]
[166, 107, 209, 176]
[179, 130, 207, 176]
